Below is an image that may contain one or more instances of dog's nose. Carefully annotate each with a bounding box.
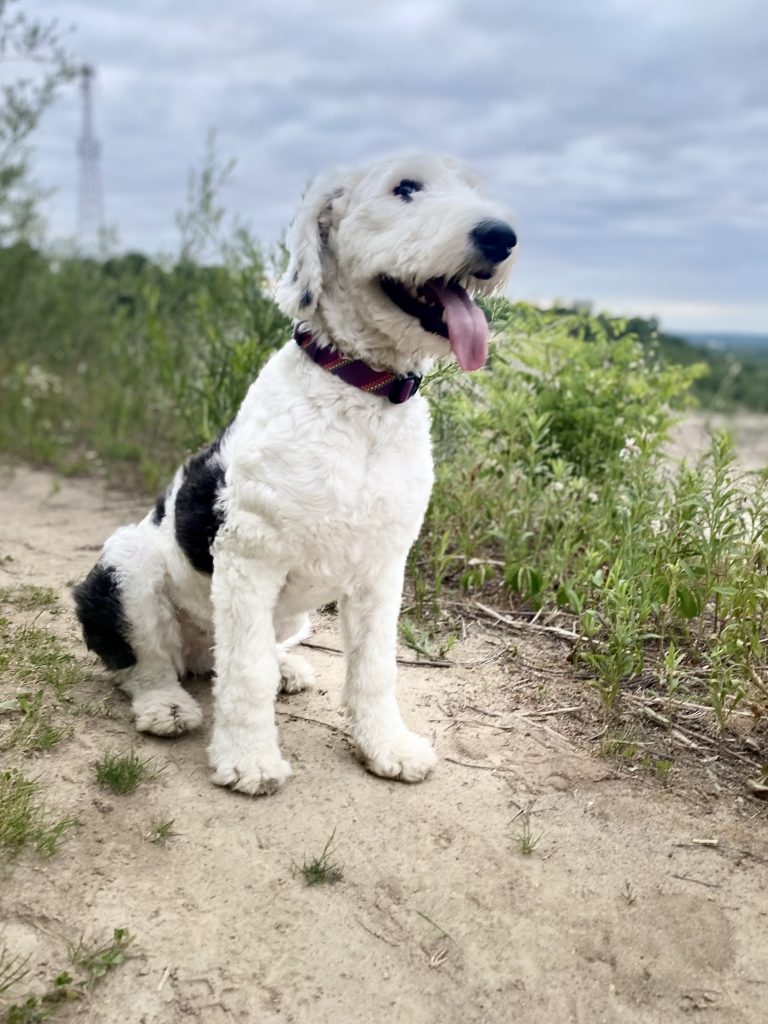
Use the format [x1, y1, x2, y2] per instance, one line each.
[470, 220, 517, 263]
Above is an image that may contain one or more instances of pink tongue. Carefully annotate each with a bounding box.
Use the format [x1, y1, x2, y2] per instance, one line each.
[425, 280, 489, 371]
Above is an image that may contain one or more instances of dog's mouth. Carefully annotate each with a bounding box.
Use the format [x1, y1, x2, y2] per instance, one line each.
[379, 276, 489, 372]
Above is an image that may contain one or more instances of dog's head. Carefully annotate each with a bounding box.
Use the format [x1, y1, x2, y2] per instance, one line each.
[276, 155, 517, 373]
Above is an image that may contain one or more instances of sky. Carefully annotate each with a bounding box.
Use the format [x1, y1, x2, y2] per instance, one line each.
[22, 0, 768, 333]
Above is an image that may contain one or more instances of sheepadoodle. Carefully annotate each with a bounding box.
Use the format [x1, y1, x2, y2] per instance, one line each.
[74, 155, 517, 795]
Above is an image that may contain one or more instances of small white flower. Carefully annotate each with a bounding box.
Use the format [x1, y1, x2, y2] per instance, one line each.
[588, 491, 599, 504]
[619, 436, 641, 460]
[551, 481, 565, 493]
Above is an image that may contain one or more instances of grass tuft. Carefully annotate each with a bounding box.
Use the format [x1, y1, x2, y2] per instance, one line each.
[94, 751, 161, 795]
[0, 619, 85, 700]
[0, 949, 29, 995]
[0, 770, 74, 857]
[67, 927, 134, 987]
[515, 811, 544, 856]
[145, 818, 179, 844]
[301, 830, 344, 886]
[0, 586, 59, 613]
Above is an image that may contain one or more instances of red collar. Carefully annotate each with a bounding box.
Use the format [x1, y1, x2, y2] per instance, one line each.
[295, 326, 422, 404]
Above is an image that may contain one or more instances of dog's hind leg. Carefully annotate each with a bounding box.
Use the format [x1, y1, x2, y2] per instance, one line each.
[275, 612, 315, 694]
[340, 560, 437, 783]
[105, 527, 203, 737]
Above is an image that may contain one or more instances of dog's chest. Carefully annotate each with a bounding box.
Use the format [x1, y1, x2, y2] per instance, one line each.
[227, 398, 433, 567]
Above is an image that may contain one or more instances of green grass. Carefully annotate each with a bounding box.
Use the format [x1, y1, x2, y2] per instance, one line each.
[0, 770, 73, 857]
[399, 617, 457, 660]
[0, 951, 29, 996]
[515, 812, 543, 856]
[67, 928, 133, 985]
[0, 587, 58, 613]
[300, 830, 344, 886]
[1, 928, 133, 1022]
[0, 619, 85, 700]
[94, 751, 160, 795]
[0, 591, 87, 756]
[2, 691, 65, 754]
[145, 818, 179, 844]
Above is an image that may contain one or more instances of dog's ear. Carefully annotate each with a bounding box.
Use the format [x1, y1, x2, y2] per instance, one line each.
[275, 172, 349, 320]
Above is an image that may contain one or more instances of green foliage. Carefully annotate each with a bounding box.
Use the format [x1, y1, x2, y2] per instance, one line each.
[94, 751, 160, 795]
[145, 818, 179, 844]
[0, 239, 287, 490]
[412, 307, 768, 727]
[0, 616, 84, 700]
[1, 927, 132, 1022]
[0, 770, 73, 856]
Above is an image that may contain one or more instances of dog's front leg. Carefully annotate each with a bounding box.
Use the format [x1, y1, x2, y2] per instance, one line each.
[207, 546, 291, 796]
[340, 562, 437, 783]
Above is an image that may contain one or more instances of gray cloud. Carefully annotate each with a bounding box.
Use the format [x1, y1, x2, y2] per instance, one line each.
[25, 0, 768, 331]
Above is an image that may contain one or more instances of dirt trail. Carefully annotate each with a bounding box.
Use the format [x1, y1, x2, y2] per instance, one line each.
[1, 464, 767, 1024]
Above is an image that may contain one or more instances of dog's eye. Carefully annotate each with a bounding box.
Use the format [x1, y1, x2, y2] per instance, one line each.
[393, 179, 424, 202]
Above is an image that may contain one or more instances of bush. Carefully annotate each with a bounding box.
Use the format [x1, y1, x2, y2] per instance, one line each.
[413, 303, 768, 726]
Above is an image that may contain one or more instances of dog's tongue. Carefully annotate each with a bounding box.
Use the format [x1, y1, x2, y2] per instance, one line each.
[426, 279, 489, 371]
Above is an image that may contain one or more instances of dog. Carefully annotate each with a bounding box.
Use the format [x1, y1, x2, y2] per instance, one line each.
[74, 155, 517, 795]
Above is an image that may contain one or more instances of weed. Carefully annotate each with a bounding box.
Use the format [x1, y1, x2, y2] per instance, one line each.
[0, 587, 58, 614]
[652, 758, 673, 778]
[599, 731, 639, 760]
[2, 691, 64, 754]
[0, 770, 73, 857]
[621, 881, 637, 906]
[400, 617, 457, 660]
[515, 813, 543, 856]
[146, 818, 179, 844]
[67, 928, 133, 986]
[94, 751, 160, 795]
[2, 929, 133, 1021]
[301, 830, 344, 886]
[0, 619, 84, 699]
[0, 949, 29, 995]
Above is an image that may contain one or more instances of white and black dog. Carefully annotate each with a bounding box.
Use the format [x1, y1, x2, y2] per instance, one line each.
[74, 155, 517, 795]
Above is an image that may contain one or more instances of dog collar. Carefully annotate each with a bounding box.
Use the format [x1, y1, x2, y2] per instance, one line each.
[294, 326, 422, 404]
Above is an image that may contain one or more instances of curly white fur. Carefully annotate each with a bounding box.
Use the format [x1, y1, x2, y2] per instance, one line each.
[81, 154, 516, 796]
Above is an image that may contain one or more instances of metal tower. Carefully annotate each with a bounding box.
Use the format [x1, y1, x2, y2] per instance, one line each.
[77, 64, 103, 247]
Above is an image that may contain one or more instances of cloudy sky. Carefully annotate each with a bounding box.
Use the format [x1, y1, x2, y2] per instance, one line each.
[26, 0, 768, 333]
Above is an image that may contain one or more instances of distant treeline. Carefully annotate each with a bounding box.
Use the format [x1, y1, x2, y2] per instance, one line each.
[547, 303, 768, 412]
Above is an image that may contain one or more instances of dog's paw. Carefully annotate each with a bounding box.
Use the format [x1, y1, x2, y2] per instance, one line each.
[278, 651, 316, 694]
[133, 689, 203, 736]
[356, 727, 437, 783]
[209, 742, 292, 796]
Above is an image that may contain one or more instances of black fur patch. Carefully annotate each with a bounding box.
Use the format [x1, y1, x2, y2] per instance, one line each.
[152, 491, 166, 525]
[299, 288, 313, 309]
[174, 434, 227, 574]
[393, 178, 424, 202]
[73, 564, 137, 670]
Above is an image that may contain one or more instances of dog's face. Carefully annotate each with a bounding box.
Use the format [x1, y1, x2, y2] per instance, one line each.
[276, 155, 517, 371]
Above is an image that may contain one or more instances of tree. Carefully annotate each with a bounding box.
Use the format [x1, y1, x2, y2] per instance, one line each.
[0, 0, 73, 242]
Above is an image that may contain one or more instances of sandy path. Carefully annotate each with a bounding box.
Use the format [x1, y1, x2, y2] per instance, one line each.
[1, 464, 767, 1024]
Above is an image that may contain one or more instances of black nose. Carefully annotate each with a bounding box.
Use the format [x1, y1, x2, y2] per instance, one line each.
[470, 219, 517, 263]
